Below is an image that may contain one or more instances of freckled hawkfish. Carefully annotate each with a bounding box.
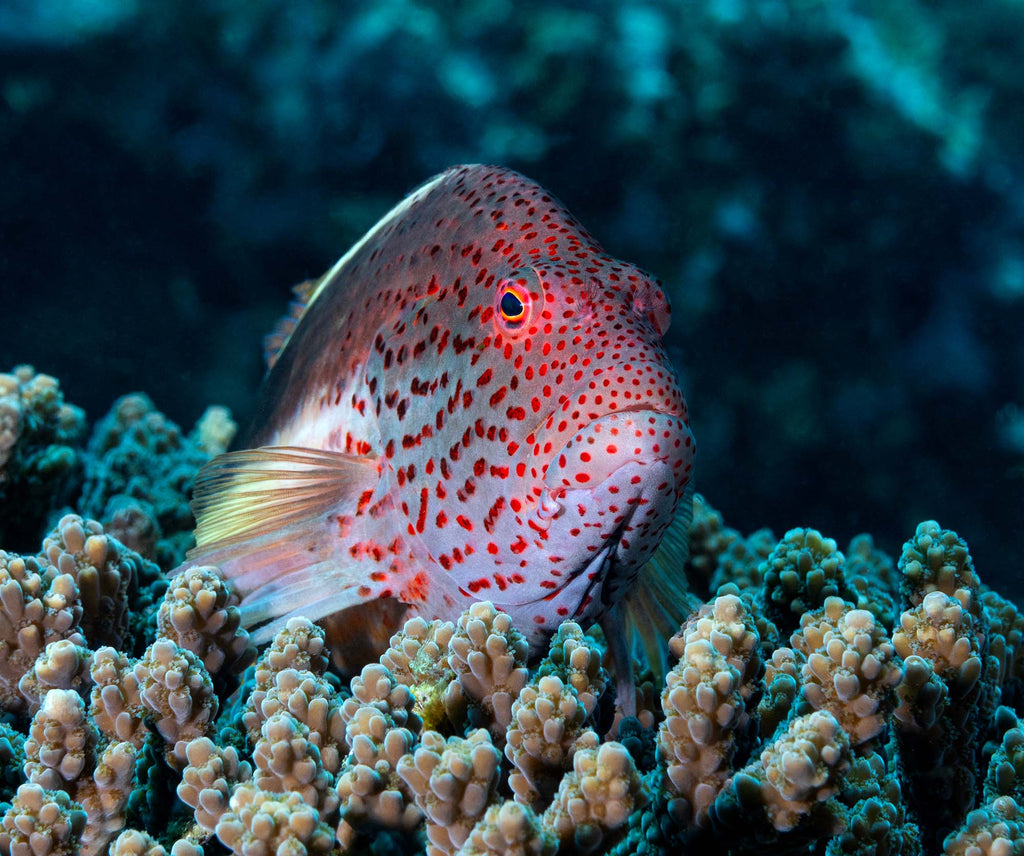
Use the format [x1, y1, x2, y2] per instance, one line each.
[183, 165, 696, 708]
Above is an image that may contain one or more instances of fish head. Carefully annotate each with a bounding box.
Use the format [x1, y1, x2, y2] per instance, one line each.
[367, 167, 694, 648]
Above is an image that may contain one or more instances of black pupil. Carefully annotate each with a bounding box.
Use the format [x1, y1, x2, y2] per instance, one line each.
[500, 290, 523, 319]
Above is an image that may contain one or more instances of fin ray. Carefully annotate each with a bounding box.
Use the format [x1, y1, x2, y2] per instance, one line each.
[190, 445, 378, 550]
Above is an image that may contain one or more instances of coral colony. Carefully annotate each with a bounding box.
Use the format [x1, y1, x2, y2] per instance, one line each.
[2, 365, 1023, 855]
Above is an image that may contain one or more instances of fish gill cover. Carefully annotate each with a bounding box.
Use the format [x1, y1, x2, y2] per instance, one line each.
[1, 1, 1024, 854]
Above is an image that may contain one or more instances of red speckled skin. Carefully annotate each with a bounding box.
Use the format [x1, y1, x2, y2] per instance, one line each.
[242, 165, 694, 649]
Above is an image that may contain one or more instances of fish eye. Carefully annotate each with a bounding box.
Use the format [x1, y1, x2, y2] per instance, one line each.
[492, 268, 539, 338]
[499, 289, 526, 324]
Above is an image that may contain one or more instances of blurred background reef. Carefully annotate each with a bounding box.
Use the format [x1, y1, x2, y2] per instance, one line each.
[1, 0, 1022, 598]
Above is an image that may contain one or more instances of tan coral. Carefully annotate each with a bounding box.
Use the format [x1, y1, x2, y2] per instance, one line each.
[982, 589, 1024, 689]
[758, 646, 804, 739]
[341, 662, 418, 731]
[251, 712, 340, 817]
[334, 705, 421, 848]
[709, 527, 775, 595]
[176, 736, 252, 833]
[0, 783, 86, 856]
[397, 728, 503, 856]
[192, 405, 237, 457]
[157, 565, 254, 676]
[892, 654, 949, 732]
[39, 514, 149, 650]
[109, 830, 202, 856]
[792, 597, 901, 745]
[898, 521, 980, 618]
[753, 709, 851, 831]
[334, 663, 422, 847]
[252, 617, 330, 692]
[242, 667, 346, 775]
[0, 550, 85, 714]
[686, 494, 742, 590]
[215, 784, 335, 856]
[892, 591, 983, 696]
[669, 593, 762, 703]
[88, 646, 146, 747]
[381, 616, 458, 730]
[505, 674, 598, 807]
[943, 795, 1024, 855]
[23, 689, 135, 856]
[757, 528, 849, 632]
[0, 366, 85, 479]
[456, 801, 557, 856]
[18, 638, 92, 714]
[133, 639, 218, 761]
[108, 829, 169, 856]
[657, 633, 744, 826]
[540, 741, 647, 851]
[536, 622, 607, 718]
[446, 601, 529, 736]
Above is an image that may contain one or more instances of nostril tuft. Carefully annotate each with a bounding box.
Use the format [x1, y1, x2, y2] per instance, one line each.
[632, 281, 671, 336]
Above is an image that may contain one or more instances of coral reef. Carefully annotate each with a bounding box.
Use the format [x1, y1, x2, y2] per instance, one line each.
[3, 389, 1024, 856]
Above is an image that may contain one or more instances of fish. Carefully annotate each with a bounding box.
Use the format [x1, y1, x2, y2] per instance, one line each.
[182, 165, 696, 708]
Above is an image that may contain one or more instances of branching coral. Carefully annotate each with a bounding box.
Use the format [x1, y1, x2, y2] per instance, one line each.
[39, 514, 151, 651]
[0, 783, 86, 856]
[457, 801, 556, 856]
[535, 622, 607, 719]
[215, 785, 336, 856]
[23, 689, 135, 856]
[791, 597, 901, 746]
[252, 712, 339, 816]
[397, 728, 502, 855]
[133, 639, 218, 760]
[0, 550, 85, 714]
[540, 742, 647, 854]
[17, 638, 92, 714]
[157, 565, 253, 678]
[0, 366, 86, 550]
[757, 646, 803, 740]
[657, 622, 747, 826]
[757, 528, 854, 636]
[3, 404, 1024, 856]
[381, 616, 457, 731]
[899, 520, 981, 619]
[893, 585, 990, 848]
[334, 663, 421, 847]
[176, 736, 252, 834]
[709, 710, 851, 843]
[505, 675, 598, 807]
[943, 795, 1024, 855]
[242, 667, 346, 776]
[446, 602, 529, 736]
[78, 394, 235, 568]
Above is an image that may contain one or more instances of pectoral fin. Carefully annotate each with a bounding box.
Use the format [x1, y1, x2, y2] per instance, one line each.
[182, 446, 388, 638]
[623, 483, 701, 685]
[191, 445, 378, 550]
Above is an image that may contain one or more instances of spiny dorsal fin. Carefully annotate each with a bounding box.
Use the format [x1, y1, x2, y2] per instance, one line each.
[190, 445, 377, 550]
[263, 279, 320, 370]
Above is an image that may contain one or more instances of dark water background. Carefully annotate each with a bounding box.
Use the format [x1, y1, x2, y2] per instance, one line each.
[2, 0, 1022, 600]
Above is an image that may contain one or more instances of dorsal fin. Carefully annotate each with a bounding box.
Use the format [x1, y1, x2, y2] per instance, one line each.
[263, 279, 320, 370]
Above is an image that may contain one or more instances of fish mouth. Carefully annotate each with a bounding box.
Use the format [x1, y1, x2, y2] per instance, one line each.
[542, 406, 693, 495]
